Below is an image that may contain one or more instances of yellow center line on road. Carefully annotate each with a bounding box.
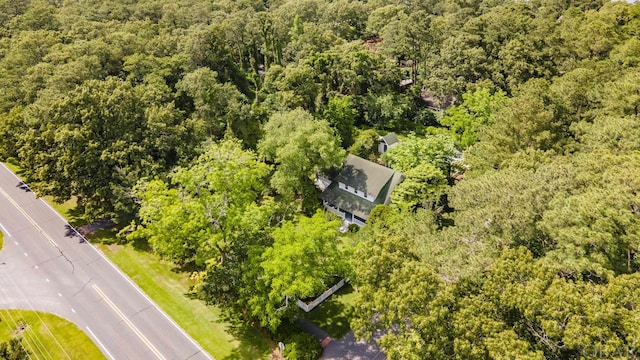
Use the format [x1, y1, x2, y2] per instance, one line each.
[0, 186, 58, 248]
[92, 284, 166, 360]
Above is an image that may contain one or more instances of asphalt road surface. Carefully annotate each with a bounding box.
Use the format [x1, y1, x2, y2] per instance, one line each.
[0, 163, 213, 360]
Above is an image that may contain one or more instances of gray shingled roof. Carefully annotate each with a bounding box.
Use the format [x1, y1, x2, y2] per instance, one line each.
[380, 133, 399, 146]
[320, 182, 377, 220]
[333, 154, 395, 197]
[381, 171, 405, 205]
[320, 154, 404, 220]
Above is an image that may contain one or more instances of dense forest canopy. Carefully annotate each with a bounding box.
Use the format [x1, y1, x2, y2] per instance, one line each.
[2, 0, 640, 358]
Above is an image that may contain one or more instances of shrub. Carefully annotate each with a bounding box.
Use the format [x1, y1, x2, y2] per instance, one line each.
[348, 129, 379, 161]
[282, 333, 322, 360]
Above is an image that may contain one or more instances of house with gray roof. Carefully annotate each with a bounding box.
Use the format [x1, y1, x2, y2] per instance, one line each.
[320, 154, 404, 227]
[378, 133, 400, 153]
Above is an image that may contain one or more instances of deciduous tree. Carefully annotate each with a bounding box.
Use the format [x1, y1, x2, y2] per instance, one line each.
[323, 95, 356, 148]
[383, 134, 456, 177]
[258, 108, 345, 203]
[391, 162, 447, 211]
[441, 88, 505, 149]
[129, 138, 271, 266]
[17, 77, 185, 220]
[249, 211, 346, 330]
[0, 337, 30, 360]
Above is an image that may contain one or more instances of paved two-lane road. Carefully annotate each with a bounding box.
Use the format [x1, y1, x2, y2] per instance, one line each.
[0, 163, 213, 360]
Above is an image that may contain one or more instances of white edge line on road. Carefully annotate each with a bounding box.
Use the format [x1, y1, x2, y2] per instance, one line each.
[1, 162, 214, 360]
[86, 326, 115, 360]
[93, 284, 166, 360]
[0, 222, 11, 237]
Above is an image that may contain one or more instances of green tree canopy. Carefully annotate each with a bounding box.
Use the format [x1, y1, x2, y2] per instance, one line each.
[441, 88, 506, 149]
[323, 95, 356, 148]
[0, 337, 30, 360]
[16, 77, 186, 220]
[249, 211, 347, 330]
[382, 134, 457, 177]
[258, 108, 346, 202]
[177, 67, 259, 146]
[129, 138, 271, 266]
[390, 162, 447, 211]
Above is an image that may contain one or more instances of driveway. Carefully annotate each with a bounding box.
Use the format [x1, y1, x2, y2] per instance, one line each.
[297, 317, 385, 360]
[320, 330, 386, 360]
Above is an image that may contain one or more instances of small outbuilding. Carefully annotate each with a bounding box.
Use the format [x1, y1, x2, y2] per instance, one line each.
[378, 133, 400, 153]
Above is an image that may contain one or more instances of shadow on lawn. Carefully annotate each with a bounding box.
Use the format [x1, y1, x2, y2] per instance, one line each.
[304, 285, 355, 339]
[222, 321, 273, 360]
[64, 205, 86, 227]
[177, 271, 273, 359]
[129, 235, 152, 252]
[84, 228, 121, 246]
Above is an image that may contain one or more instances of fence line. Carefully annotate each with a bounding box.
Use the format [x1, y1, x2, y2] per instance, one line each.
[296, 279, 348, 313]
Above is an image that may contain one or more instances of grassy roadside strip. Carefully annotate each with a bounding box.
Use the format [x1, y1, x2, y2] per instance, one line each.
[96, 240, 271, 359]
[4, 162, 20, 175]
[0, 310, 105, 359]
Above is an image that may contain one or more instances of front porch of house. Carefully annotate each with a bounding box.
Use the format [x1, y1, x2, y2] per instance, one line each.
[323, 200, 367, 227]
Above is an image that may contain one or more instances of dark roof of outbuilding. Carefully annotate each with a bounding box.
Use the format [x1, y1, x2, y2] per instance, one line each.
[380, 133, 399, 146]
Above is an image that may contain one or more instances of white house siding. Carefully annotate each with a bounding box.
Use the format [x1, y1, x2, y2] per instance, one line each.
[338, 182, 374, 202]
[322, 200, 367, 227]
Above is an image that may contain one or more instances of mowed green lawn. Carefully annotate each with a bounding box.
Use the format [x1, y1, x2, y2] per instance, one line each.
[0, 310, 105, 360]
[98, 240, 271, 359]
[304, 284, 357, 339]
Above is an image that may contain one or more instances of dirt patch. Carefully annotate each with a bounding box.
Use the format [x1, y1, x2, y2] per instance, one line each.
[107, 244, 121, 253]
[13, 321, 29, 336]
